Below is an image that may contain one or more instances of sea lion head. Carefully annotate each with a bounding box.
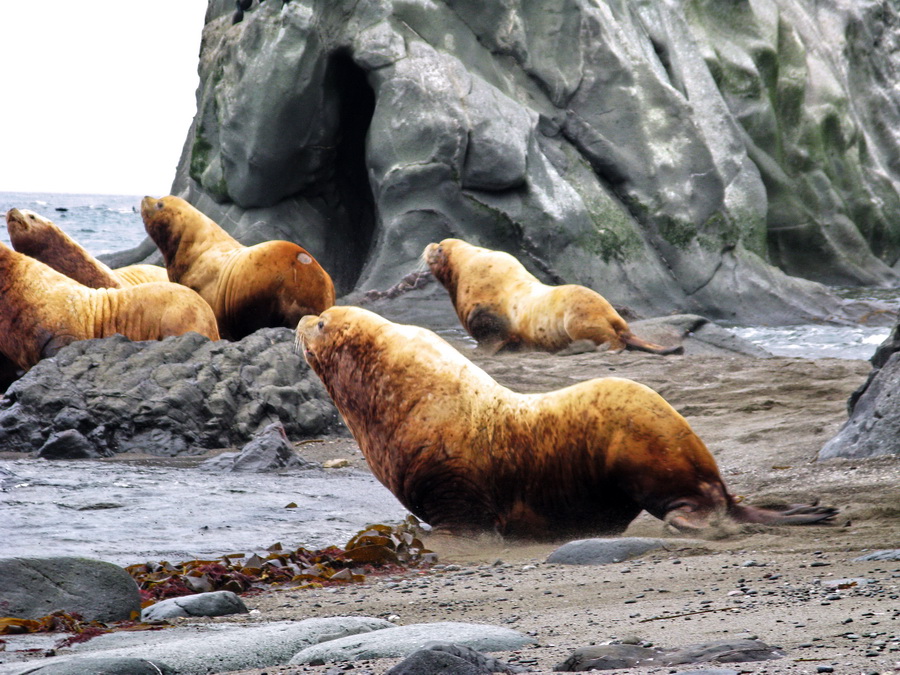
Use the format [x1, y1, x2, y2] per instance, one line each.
[5, 208, 51, 243]
[295, 306, 379, 373]
[295, 306, 400, 409]
[140, 195, 196, 262]
[424, 238, 469, 293]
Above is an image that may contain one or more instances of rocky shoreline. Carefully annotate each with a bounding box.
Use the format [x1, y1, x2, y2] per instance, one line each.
[2, 342, 898, 674]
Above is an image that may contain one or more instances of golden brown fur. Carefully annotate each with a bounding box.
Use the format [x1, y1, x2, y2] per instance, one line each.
[425, 238, 682, 355]
[6, 209, 168, 289]
[141, 196, 335, 340]
[296, 306, 834, 539]
[0, 241, 220, 375]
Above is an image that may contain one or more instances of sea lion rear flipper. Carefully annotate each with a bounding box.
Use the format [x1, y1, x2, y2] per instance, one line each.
[622, 332, 684, 355]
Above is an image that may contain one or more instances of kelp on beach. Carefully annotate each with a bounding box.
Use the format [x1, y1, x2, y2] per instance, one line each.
[128, 516, 435, 605]
[0, 517, 434, 638]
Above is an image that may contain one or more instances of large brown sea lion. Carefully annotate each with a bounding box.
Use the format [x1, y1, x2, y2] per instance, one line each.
[295, 306, 835, 540]
[140, 196, 335, 340]
[0, 241, 220, 374]
[6, 208, 168, 289]
[425, 238, 682, 355]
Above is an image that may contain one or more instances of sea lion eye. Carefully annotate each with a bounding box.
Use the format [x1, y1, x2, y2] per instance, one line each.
[156, 201, 164, 210]
[317, 320, 324, 330]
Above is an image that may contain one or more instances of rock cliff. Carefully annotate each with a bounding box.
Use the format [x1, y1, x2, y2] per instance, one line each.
[109, 0, 900, 325]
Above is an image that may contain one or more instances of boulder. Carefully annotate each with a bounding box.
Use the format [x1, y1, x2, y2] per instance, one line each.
[141, 591, 248, 622]
[0, 618, 395, 675]
[819, 319, 900, 459]
[0, 557, 140, 622]
[554, 638, 782, 671]
[37, 429, 102, 460]
[853, 550, 900, 562]
[386, 642, 527, 675]
[107, 0, 900, 328]
[14, 659, 175, 675]
[0, 329, 341, 456]
[546, 537, 674, 565]
[199, 421, 319, 471]
[289, 622, 535, 664]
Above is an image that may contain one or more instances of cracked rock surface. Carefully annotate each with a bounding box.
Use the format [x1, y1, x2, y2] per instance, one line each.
[108, 0, 900, 326]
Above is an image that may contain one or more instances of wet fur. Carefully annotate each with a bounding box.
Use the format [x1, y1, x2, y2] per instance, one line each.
[296, 306, 834, 540]
[425, 238, 682, 355]
[141, 196, 335, 340]
[0, 242, 219, 373]
[6, 209, 168, 289]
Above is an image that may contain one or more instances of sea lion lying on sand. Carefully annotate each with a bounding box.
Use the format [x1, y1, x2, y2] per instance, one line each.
[0, 241, 220, 374]
[295, 306, 835, 539]
[425, 238, 682, 355]
[141, 195, 335, 340]
[6, 208, 168, 288]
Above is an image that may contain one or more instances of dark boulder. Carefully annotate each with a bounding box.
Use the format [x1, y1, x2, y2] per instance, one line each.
[0, 329, 341, 456]
[200, 421, 319, 471]
[0, 557, 141, 622]
[820, 319, 900, 459]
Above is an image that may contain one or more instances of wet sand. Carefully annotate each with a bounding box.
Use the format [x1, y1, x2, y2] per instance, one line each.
[218, 349, 899, 674]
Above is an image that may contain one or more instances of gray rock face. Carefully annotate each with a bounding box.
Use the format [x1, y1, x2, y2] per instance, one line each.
[0, 329, 341, 456]
[289, 622, 536, 664]
[141, 591, 248, 622]
[819, 320, 900, 459]
[109, 0, 900, 326]
[0, 557, 140, 622]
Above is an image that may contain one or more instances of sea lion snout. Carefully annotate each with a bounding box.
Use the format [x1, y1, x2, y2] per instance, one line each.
[5, 208, 33, 233]
[294, 313, 323, 361]
[140, 196, 167, 220]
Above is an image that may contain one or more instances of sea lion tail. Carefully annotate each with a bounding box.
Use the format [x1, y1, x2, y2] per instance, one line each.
[621, 332, 684, 355]
[727, 501, 838, 526]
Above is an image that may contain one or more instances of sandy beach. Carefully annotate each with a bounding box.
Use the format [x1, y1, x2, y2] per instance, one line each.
[182, 348, 899, 674]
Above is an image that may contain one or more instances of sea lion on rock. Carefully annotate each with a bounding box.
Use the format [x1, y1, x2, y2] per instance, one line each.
[6, 208, 168, 289]
[0, 241, 220, 374]
[141, 196, 335, 340]
[425, 238, 682, 355]
[295, 306, 835, 539]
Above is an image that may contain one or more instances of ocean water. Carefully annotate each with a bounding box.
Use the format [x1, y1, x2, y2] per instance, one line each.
[0, 191, 147, 255]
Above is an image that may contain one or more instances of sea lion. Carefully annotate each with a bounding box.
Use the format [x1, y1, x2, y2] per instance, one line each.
[295, 306, 835, 539]
[425, 238, 682, 355]
[141, 195, 335, 340]
[0, 241, 220, 374]
[6, 208, 168, 289]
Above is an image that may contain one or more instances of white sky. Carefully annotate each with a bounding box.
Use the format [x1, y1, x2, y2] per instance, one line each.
[1, 2, 209, 196]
